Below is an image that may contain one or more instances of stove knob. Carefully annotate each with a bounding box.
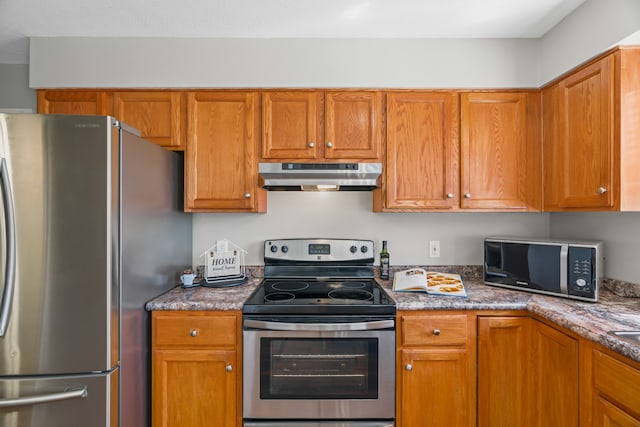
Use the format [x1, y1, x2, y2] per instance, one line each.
[360, 245, 368, 254]
[281, 245, 289, 253]
[270, 245, 278, 253]
[350, 245, 358, 253]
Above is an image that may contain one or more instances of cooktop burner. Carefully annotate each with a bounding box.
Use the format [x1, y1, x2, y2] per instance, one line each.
[243, 238, 396, 316]
[243, 278, 396, 315]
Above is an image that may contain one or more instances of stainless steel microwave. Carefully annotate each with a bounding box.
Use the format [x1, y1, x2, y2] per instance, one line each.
[484, 237, 604, 302]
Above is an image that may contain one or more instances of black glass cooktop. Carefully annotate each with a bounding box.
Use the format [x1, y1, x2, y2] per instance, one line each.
[242, 278, 396, 315]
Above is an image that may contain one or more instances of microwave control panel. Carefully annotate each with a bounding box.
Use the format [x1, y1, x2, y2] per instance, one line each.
[568, 246, 596, 298]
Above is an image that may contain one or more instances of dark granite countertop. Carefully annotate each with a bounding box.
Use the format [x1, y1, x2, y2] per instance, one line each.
[146, 266, 640, 363]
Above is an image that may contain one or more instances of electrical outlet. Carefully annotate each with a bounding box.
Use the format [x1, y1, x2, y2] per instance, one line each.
[429, 240, 441, 258]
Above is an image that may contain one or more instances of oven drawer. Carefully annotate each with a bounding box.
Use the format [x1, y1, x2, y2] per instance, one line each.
[153, 312, 238, 347]
[400, 314, 468, 346]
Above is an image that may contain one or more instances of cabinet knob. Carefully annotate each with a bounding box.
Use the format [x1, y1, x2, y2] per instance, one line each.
[446, 193, 454, 199]
[244, 193, 251, 198]
[326, 141, 333, 148]
[464, 193, 472, 199]
[598, 187, 607, 195]
[225, 364, 233, 372]
[433, 329, 441, 336]
[308, 141, 315, 148]
[405, 363, 413, 371]
[190, 329, 198, 337]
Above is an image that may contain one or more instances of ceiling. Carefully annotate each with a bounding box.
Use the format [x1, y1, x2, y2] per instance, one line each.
[0, 0, 588, 64]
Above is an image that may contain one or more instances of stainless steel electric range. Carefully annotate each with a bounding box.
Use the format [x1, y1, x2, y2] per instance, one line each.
[243, 238, 396, 427]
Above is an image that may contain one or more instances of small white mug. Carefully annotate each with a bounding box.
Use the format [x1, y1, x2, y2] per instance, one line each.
[180, 273, 197, 287]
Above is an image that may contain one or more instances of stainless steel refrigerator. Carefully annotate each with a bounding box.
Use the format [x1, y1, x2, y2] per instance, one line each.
[0, 114, 192, 426]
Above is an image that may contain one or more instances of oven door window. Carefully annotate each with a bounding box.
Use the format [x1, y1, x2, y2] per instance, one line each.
[260, 338, 378, 399]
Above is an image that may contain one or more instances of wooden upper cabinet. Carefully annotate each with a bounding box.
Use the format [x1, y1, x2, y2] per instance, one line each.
[185, 91, 265, 212]
[382, 91, 459, 210]
[113, 91, 186, 150]
[546, 56, 614, 209]
[460, 92, 541, 210]
[324, 91, 382, 159]
[261, 91, 321, 160]
[544, 48, 640, 211]
[37, 90, 111, 115]
[261, 90, 382, 161]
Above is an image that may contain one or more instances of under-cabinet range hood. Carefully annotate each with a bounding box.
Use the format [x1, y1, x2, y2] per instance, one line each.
[258, 162, 382, 191]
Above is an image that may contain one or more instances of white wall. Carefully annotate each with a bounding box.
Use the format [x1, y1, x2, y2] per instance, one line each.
[550, 213, 640, 283]
[0, 64, 36, 109]
[192, 192, 550, 267]
[540, 0, 640, 84]
[29, 37, 541, 88]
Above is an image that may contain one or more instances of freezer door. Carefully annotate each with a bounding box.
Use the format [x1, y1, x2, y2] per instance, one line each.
[0, 114, 118, 375]
[0, 370, 117, 427]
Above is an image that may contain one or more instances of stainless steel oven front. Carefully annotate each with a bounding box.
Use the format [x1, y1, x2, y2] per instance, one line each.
[242, 317, 395, 425]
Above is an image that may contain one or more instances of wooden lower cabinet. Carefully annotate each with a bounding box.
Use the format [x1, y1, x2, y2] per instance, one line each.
[477, 315, 579, 427]
[582, 341, 640, 427]
[397, 311, 476, 427]
[151, 311, 241, 427]
[477, 315, 531, 427]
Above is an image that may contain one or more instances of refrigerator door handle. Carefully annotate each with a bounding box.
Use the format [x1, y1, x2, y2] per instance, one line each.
[0, 158, 16, 337]
[0, 386, 88, 408]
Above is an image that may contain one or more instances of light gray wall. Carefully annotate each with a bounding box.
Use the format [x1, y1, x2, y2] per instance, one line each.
[29, 37, 541, 88]
[192, 192, 550, 267]
[0, 64, 36, 110]
[550, 213, 640, 283]
[540, 0, 640, 84]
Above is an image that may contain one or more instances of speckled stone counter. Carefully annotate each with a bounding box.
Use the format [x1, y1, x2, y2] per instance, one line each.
[146, 266, 640, 363]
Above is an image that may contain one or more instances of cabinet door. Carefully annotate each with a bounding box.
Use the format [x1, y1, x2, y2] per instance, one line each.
[186, 91, 264, 212]
[261, 91, 320, 159]
[37, 90, 111, 115]
[556, 55, 615, 209]
[152, 349, 237, 427]
[461, 92, 538, 210]
[385, 92, 459, 210]
[399, 349, 474, 427]
[531, 321, 579, 427]
[113, 91, 186, 150]
[478, 317, 531, 427]
[324, 91, 382, 160]
[593, 395, 640, 427]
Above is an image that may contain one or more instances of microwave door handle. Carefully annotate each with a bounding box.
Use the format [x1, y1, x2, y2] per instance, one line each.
[560, 245, 568, 295]
[244, 319, 395, 332]
[0, 158, 16, 337]
[0, 387, 88, 408]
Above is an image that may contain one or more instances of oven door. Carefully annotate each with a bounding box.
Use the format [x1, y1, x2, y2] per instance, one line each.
[243, 318, 395, 421]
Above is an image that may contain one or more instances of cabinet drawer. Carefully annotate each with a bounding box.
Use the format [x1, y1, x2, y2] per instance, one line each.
[401, 314, 468, 346]
[153, 313, 237, 347]
[593, 349, 640, 418]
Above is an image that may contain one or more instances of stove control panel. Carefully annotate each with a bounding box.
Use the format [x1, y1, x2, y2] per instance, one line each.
[265, 238, 375, 262]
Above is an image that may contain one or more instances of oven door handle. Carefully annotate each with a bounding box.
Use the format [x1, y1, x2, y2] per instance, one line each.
[243, 319, 395, 331]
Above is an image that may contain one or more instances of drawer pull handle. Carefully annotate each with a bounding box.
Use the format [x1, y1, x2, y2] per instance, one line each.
[598, 187, 607, 194]
[433, 329, 441, 336]
[225, 364, 233, 372]
[308, 142, 315, 148]
[326, 141, 333, 148]
[464, 193, 472, 199]
[446, 193, 454, 199]
[190, 329, 198, 337]
[405, 363, 413, 371]
[244, 193, 251, 198]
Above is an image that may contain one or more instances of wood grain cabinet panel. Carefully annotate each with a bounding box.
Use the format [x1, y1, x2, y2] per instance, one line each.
[543, 48, 640, 211]
[460, 92, 541, 210]
[151, 311, 241, 427]
[477, 316, 531, 427]
[397, 311, 475, 427]
[324, 91, 382, 160]
[261, 91, 321, 160]
[186, 91, 265, 212]
[37, 90, 111, 115]
[113, 91, 186, 150]
[383, 91, 459, 210]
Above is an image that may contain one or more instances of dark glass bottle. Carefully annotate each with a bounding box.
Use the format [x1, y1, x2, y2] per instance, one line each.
[380, 240, 390, 280]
